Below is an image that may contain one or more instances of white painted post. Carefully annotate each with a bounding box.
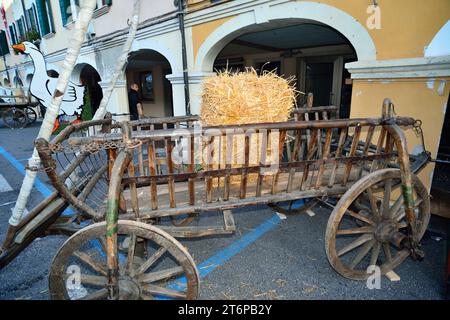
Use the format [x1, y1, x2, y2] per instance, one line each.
[9, 0, 98, 227]
[93, 0, 141, 120]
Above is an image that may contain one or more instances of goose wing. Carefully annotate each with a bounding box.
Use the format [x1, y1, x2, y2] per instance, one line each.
[45, 78, 85, 103]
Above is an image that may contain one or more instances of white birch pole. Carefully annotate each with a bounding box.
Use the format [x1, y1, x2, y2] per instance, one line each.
[9, 0, 98, 227]
[93, 0, 141, 120]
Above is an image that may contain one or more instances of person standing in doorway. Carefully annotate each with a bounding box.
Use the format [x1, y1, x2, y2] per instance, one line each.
[128, 83, 144, 120]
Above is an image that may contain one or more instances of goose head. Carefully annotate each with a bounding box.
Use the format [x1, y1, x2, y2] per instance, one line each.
[12, 42, 39, 55]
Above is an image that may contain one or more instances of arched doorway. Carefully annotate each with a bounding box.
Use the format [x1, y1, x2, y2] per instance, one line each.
[194, 1, 377, 117]
[213, 22, 357, 117]
[72, 63, 103, 119]
[125, 50, 174, 118]
[26, 74, 33, 87]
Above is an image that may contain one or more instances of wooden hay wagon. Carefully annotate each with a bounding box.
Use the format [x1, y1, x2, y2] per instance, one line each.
[0, 92, 40, 129]
[0, 99, 431, 300]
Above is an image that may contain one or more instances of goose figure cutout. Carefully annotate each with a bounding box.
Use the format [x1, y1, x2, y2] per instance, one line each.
[12, 42, 86, 132]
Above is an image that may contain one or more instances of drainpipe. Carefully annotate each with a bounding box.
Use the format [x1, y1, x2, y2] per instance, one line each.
[20, 0, 29, 32]
[176, 0, 191, 115]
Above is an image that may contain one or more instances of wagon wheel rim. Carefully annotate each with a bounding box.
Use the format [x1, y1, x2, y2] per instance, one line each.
[325, 168, 430, 280]
[2, 108, 28, 129]
[49, 220, 199, 300]
[170, 213, 198, 227]
[25, 107, 37, 124]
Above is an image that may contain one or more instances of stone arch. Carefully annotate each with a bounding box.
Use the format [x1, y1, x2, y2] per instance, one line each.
[195, 1, 377, 72]
[130, 37, 182, 73]
[425, 20, 450, 57]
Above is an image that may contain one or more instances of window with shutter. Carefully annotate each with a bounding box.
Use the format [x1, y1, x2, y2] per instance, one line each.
[17, 19, 25, 41]
[59, 0, 71, 25]
[32, 4, 41, 35]
[0, 30, 9, 56]
[36, 0, 55, 36]
[9, 26, 16, 44]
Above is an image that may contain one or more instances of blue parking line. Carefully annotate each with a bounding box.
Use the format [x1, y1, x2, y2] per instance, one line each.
[0, 146, 52, 196]
[164, 214, 283, 295]
[0, 145, 73, 215]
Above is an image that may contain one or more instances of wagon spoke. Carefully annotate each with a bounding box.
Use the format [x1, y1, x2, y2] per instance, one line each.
[349, 240, 375, 269]
[388, 196, 403, 219]
[139, 266, 184, 284]
[337, 234, 373, 257]
[73, 250, 107, 276]
[135, 247, 167, 276]
[98, 236, 107, 254]
[366, 188, 380, 218]
[370, 242, 381, 266]
[125, 234, 137, 275]
[80, 274, 108, 287]
[78, 289, 108, 300]
[382, 179, 392, 217]
[141, 284, 187, 299]
[336, 226, 374, 236]
[345, 209, 375, 226]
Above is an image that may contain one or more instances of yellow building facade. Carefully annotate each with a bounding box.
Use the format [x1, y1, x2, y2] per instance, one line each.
[184, 0, 450, 203]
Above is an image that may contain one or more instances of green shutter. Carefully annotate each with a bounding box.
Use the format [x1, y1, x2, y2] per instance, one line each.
[46, 0, 56, 33]
[0, 31, 8, 56]
[36, 0, 49, 36]
[59, 0, 71, 25]
[105, 0, 112, 6]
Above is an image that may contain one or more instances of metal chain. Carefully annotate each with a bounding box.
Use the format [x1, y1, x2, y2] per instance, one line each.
[413, 120, 427, 152]
[32, 139, 143, 173]
[48, 139, 142, 155]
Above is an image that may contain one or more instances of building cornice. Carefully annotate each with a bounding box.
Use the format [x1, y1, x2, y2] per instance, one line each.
[347, 56, 450, 79]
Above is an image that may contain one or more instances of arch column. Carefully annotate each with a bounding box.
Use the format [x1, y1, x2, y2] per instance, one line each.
[100, 78, 129, 122]
[166, 71, 216, 116]
[165, 73, 187, 117]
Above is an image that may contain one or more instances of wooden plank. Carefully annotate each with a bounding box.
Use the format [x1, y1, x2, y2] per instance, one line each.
[385, 270, 401, 282]
[128, 159, 140, 219]
[328, 128, 348, 187]
[224, 134, 233, 200]
[240, 134, 250, 199]
[357, 125, 375, 178]
[256, 130, 267, 197]
[315, 128, 333, 189]
[148, 143, 158, 210]
[371, 128, 387, 173]
[165, 138, 176, 208]
[205, 136, 215, 203]
[300, 128, 318, 190]
[223, 209, 236, 232]
[342, 125, 362, 185]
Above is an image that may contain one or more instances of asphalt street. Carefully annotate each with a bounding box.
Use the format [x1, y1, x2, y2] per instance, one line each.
[0, 121, 448, 300]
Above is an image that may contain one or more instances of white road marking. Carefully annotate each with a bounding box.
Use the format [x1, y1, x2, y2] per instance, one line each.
[0, 174, 13, 192]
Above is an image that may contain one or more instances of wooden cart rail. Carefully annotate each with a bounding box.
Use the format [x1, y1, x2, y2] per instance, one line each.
[94, 116, 415, 220]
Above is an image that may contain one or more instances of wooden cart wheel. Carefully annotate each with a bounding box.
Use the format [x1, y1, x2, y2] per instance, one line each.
[268, 198, 318, 216]
[49, 220, 200, 300]
[325, 168, 430, 280]
[24, 107, 37, 124]
[2, 108, 28, 129]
